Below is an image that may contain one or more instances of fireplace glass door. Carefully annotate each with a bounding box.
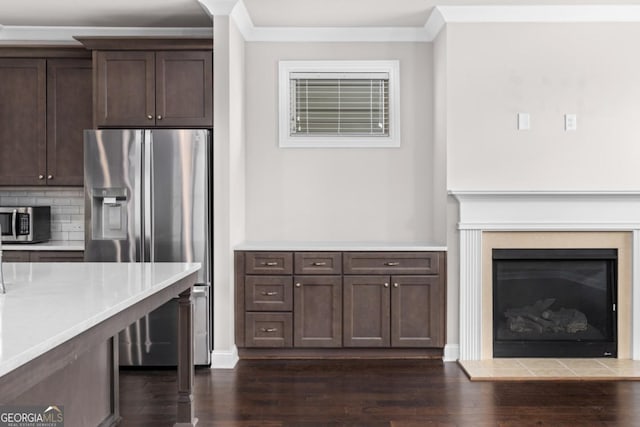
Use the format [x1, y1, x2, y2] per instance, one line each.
[493, 249, 617, 358]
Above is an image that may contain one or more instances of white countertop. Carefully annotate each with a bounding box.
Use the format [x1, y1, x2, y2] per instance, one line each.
[2, 240, 84, 251]
[0, 262, 200, 377]
[234, 241, 447, 251]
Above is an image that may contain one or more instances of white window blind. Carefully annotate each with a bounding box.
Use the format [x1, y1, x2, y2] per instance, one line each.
[290, 72, 389, 137]
[279, 60, 400, 148]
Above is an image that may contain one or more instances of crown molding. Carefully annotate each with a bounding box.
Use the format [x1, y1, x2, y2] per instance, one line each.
[227, 4, 640, 44]
[0, 26, 212, 45]
[198, 0, 239, 17]
[437, 5, 640, 24]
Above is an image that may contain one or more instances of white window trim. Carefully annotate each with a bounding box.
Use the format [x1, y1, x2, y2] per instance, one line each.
[278, 60, 401, 148]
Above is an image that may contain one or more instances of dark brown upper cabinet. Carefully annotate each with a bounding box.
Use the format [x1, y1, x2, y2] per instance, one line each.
[0, 56, 91, 186]
[47, 59, 92, 185]
[95, 50, 212, 128]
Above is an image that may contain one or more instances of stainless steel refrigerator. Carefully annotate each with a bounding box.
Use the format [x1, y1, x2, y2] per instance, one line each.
[84, 129, 211, 366]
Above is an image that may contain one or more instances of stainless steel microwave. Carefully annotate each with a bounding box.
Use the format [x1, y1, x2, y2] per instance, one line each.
[0, 207, 51, 243]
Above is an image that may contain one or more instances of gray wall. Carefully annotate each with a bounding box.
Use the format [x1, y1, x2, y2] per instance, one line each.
[244, 42, 435, 242]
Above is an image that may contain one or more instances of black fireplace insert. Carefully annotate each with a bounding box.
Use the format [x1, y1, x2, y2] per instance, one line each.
[493, 249, 617, 358]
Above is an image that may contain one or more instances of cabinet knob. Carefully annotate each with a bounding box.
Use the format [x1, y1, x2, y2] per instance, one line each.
[47, 175, 53, 180]
[393, 283, 399, 288]
[295, 283, 301, 288]
[157, 115, 163, 120]
[147, 115, 153, 120]
[384, 283, 389, 288]
[38, 175, 44, 180]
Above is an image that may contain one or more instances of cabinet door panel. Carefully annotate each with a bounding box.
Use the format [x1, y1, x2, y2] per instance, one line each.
[95, 51, 155, 127]
[155, 51, 212, 127]
[47, 59, 92, 185]
[30, 251, 85, 262]
[343, 276, 390, 347]
[0, 59, 46, 185]
[294, 276, 342, 347]
[391, 275, 443, 347]
[2, 251, 31, 262]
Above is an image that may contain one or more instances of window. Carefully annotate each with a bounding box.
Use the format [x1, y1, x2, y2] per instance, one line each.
[278, 60, 400, 148]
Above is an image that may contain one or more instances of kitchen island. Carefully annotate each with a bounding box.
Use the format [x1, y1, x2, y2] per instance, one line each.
[0, 262, 200, 427]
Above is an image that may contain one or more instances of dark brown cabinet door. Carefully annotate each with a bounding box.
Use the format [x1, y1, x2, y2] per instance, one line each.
[95, 51, 155, 127]
[391, 275, 443, 348]
[155, 51, 212, 127]
[293, 275, 342, 347]
[30, 251, 85, 262]
[0, 59, 46, 185]
[46, 59, 92, 185]
[343, 276, 390, 347]
[2, 251, 31, 262]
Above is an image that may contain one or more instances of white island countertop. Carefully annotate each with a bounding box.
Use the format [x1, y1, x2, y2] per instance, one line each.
[0, 262, 200, 378]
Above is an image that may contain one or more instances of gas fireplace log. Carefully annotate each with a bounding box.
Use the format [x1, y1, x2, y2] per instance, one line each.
[504, 299, 589, 334]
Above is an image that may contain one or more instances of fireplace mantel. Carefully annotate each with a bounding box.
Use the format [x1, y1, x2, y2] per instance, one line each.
[449, 190, 640, 361]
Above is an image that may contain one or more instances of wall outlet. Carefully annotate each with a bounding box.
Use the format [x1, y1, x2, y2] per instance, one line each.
[565, 114, 577, 131]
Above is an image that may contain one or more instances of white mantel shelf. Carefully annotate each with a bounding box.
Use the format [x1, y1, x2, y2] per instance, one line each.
[235, 241, 447, 252]
[449, 190, 640, 231]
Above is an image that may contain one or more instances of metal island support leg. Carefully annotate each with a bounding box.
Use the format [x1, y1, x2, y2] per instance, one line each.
[175, 287, 197, 426]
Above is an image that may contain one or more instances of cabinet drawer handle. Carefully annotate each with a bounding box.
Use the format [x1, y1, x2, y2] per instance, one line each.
[385, 261, 400, 266]
[147, 115, 153, 120]
[261, 291, 278, 296]
[384, 283, 389, 288]
[312, 262, 327, 266]
[263, 261, 278, 266]
[260, 327, 277, 333]
[393, 283, 399, 288]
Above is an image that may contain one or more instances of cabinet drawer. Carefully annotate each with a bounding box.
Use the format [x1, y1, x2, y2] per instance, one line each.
[343, 252, 439, 275]
[294, 252, 342, 275]
[245, 313, 292, 348]
[245, 276, 292, 311]
[245, 252, 293, 275]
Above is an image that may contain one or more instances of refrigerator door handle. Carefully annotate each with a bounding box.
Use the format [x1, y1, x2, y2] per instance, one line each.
[143, 130, 153, 262]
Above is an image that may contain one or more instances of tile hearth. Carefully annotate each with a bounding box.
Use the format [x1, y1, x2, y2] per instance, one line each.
[459, 358, 640, 381]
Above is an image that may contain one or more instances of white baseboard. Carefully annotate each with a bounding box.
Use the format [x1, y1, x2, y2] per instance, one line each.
[443, 344, 460, 362]
[210, 346, 239, 369]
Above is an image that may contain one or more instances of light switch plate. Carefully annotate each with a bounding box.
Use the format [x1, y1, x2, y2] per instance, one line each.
[517, 113, 530, 130]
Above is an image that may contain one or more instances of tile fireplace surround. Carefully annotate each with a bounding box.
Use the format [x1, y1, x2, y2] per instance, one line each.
[451, 191, 640, 379]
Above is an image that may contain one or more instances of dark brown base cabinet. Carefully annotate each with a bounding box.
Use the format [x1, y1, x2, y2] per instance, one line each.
[236, 251, 446, 355]
[3, 251, 84, 263]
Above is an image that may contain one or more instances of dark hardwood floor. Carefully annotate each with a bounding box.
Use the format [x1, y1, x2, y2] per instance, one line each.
[119, 359, 640, 426]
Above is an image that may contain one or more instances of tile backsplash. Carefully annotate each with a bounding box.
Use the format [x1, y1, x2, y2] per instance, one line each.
[0, 187, 84, 241]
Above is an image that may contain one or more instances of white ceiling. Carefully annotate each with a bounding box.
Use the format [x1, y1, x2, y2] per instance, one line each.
[3, 0, 640, 28]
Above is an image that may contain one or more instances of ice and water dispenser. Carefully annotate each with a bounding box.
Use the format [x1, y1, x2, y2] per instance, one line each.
[91, 188, 128, 240]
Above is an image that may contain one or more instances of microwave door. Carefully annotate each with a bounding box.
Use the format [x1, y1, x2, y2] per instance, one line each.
[0, 210, 16, 241]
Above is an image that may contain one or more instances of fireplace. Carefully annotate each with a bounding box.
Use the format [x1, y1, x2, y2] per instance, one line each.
[493, 248, 617, 358]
